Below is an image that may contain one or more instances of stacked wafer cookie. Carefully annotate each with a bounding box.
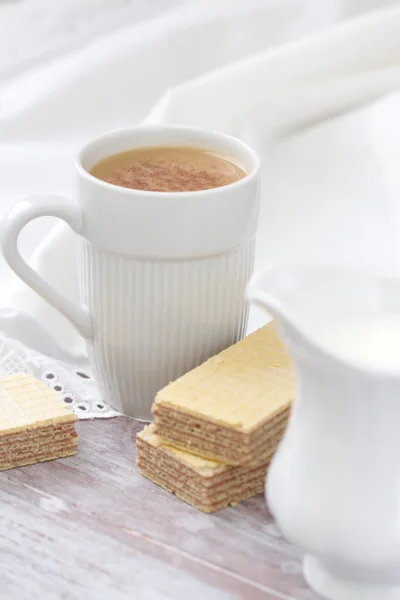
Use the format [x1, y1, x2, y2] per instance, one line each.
[0, 374, 78, 470]
[137, 424, 278, 513]
[136, 323, 294, 512]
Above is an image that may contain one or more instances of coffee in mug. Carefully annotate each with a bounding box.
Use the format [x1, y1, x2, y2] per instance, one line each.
[90, 146, 247, 192]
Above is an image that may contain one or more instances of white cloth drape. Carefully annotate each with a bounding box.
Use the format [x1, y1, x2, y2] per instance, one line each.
[1, 0, 400, 361]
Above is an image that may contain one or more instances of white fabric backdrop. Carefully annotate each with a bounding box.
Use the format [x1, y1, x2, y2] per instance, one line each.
[1, 0, 400, 364]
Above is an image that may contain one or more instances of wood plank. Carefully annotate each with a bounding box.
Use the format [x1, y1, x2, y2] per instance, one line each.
[0, 417, 318, 599]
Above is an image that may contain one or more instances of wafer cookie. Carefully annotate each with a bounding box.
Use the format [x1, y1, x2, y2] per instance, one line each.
[0, 446, 78, 470]
[153, 323, 293, 465]
[0, 374, 78, 470]
[137, 425, 277, 513]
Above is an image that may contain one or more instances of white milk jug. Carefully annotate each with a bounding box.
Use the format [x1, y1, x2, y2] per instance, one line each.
[248, 264, 400, 600]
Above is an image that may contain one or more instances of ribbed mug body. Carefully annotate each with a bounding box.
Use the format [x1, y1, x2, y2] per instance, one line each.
[80, 238, 255, 418]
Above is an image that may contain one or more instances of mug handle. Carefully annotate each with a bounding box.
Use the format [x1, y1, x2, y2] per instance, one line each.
[0, 195, 93, 340]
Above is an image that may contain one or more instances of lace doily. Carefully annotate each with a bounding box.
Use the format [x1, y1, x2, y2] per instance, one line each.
[0, 334, 119, 419]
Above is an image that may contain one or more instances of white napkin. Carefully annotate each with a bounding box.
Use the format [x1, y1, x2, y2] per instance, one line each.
[1, 0, 400, 360]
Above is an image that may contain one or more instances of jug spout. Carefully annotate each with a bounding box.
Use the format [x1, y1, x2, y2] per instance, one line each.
[248, 263, 400, 373]
[247, 264, 314, 350]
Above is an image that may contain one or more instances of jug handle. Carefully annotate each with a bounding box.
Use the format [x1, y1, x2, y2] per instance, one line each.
[0, 195, 93, 340]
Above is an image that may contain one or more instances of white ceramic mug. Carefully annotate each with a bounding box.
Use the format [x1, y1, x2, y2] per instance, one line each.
[0, 125, 260, 418]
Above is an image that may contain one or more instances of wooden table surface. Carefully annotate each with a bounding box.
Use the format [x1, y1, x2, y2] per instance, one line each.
[0, 417, 319, 600]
